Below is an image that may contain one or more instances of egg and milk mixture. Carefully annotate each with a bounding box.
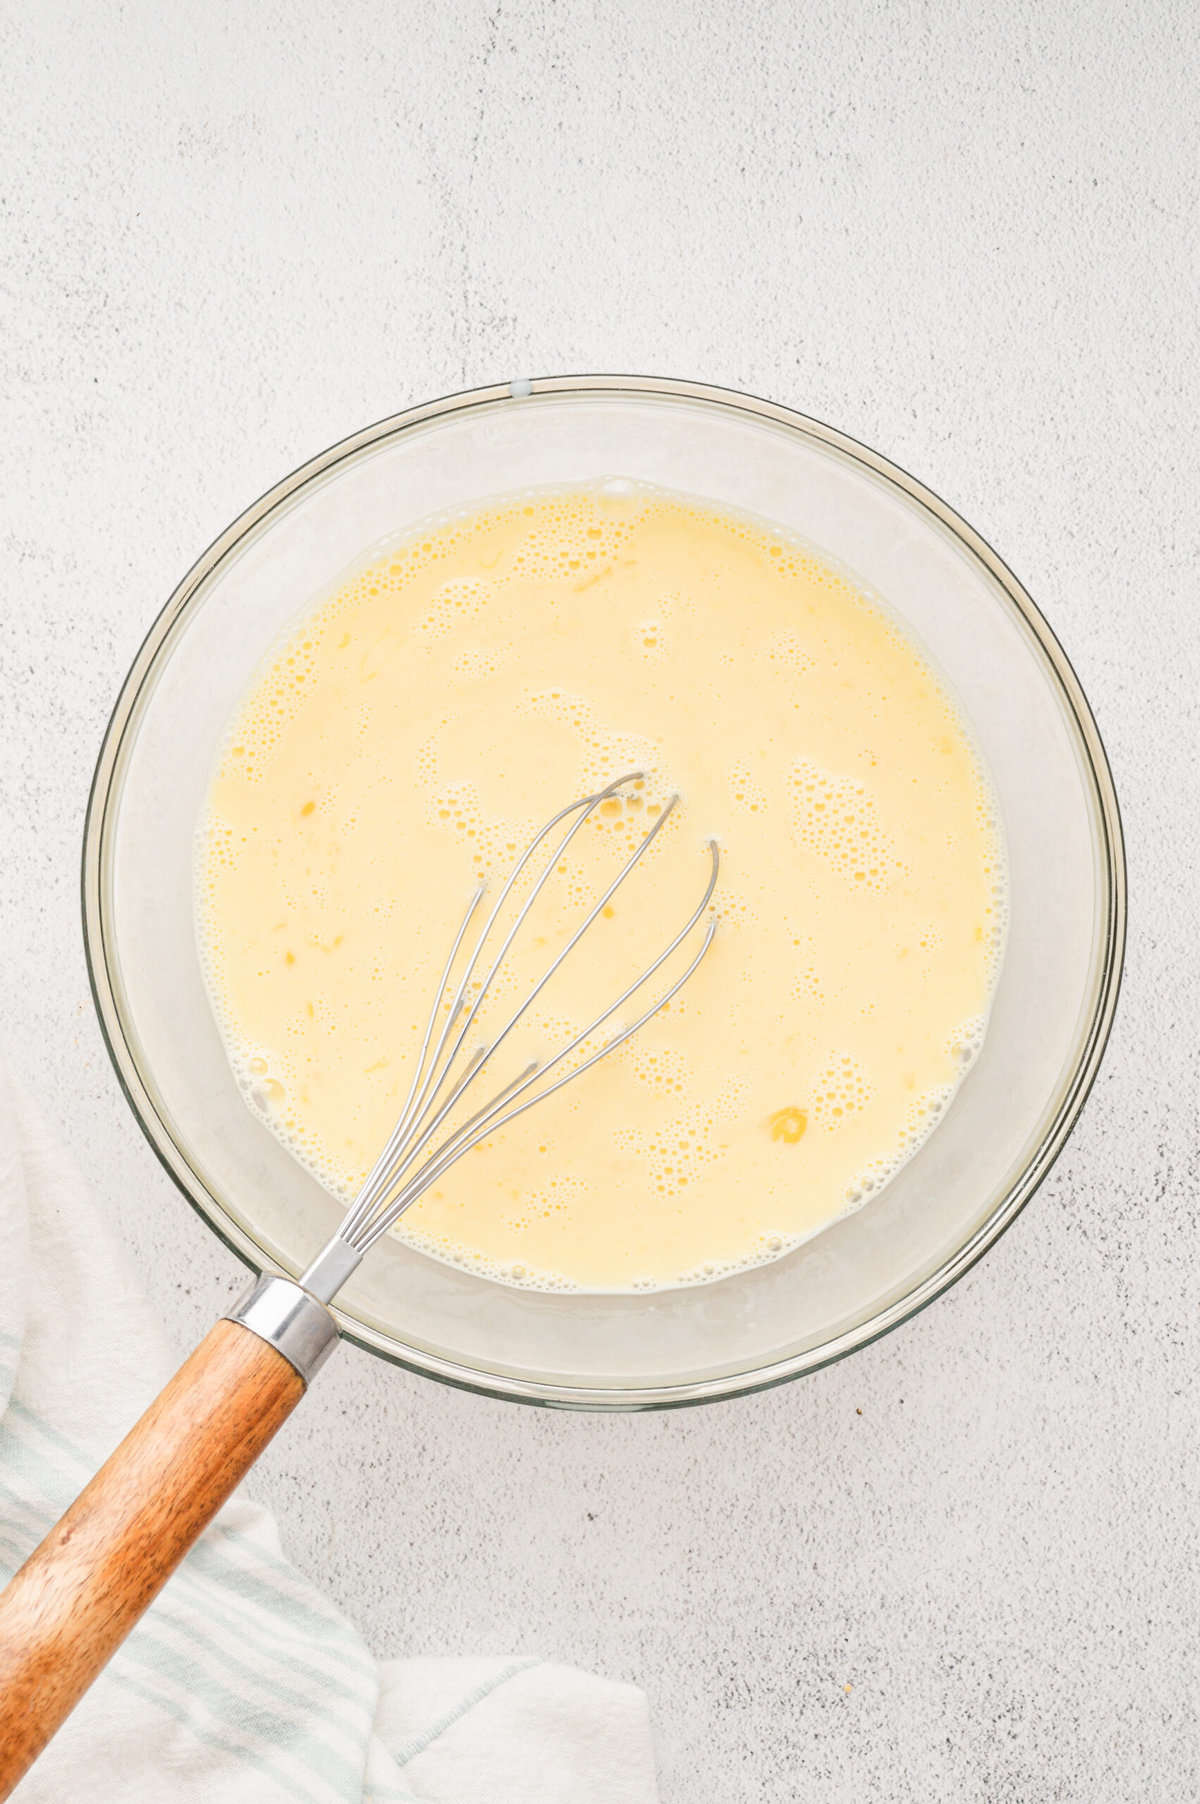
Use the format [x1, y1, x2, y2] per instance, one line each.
[198, 484, 1004, 1291]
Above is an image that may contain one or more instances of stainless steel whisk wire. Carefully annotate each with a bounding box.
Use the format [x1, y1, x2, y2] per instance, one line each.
[299, 771, 720, 1302]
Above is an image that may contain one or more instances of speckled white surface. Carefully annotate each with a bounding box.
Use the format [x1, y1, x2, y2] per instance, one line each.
[1, 2, 1196, 1797]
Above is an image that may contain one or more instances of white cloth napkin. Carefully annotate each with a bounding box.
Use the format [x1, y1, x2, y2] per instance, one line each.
[0, 1067, 658, 1803]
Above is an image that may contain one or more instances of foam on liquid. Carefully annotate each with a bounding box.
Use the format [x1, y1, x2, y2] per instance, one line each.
[197, 482, 1006, 1292]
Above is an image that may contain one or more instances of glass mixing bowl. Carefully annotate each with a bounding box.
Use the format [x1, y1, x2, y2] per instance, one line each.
[83, 377, 1125, 1409]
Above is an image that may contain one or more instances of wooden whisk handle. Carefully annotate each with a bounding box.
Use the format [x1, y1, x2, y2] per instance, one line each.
[0, 1279, 337, 1799]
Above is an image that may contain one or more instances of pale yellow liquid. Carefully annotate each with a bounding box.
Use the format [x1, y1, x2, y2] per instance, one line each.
[198, 484, 1004, 1291]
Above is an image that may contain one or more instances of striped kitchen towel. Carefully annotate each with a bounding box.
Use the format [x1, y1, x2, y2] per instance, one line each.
[0, 1066, 657, 1803]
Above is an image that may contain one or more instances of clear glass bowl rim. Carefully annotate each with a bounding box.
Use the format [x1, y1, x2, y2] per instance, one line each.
[82, 374, 1127, 1410]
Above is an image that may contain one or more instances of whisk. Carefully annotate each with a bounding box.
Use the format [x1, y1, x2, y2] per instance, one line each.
[0, 772, 718, 1796]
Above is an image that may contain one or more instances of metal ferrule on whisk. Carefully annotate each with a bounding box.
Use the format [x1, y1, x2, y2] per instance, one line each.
[225, 1275, 339, 1385]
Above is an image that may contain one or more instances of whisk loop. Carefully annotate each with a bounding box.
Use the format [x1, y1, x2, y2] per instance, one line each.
[301, 772, 719, 1302]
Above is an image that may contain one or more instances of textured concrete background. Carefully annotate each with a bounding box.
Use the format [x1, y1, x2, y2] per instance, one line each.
[1, 2, 1197, 1798]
